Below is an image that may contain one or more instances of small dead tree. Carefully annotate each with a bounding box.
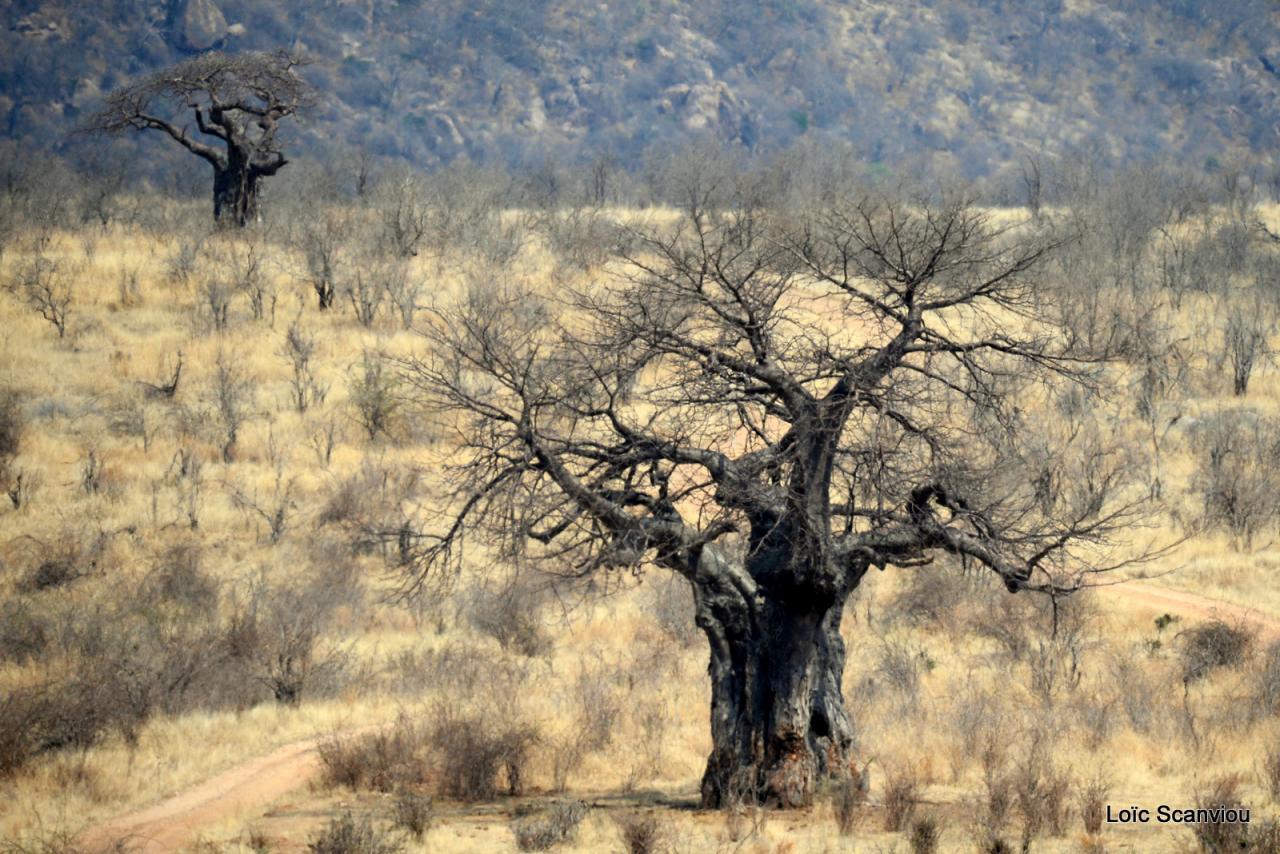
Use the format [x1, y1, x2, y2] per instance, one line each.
[85, 51, 312, 226]
[1222, 294, 1275, 396]
[280, 318, 327, 413]
[346, 263, 387, 328]
[348, 351, 400, 441]
[298, 210, 350, 310]
[210, 352, 253, 463]
[7, 239, 74, 338]
[374, 168, 431, 259]
[382, 261, 424, 329]
[226, 470, 296, 545]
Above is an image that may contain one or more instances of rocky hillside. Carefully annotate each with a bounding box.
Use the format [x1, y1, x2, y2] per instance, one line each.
[2, 0, 1278, 182]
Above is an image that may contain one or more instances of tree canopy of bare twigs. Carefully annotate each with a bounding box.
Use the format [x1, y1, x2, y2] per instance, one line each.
[394, 188, 1157, 809]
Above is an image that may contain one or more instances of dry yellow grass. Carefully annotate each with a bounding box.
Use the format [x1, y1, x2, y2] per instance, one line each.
[2, 210, 1280, 852]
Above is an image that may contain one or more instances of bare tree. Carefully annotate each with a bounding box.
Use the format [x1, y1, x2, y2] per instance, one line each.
[85, 51, 312, 226]
[7, 243, 74, 339]
[397, 191, 1154, 808]
[210, 352, 252, 463]
[280, 318, 327, 413]
[1221, 293, 1275, 396]
[297, 210, 350, 311]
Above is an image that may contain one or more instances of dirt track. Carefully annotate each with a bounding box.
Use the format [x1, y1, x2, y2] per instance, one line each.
[74, 582, 1280, 851]
[1106, 581, 1280, 639]
[75, 727, 382, 853]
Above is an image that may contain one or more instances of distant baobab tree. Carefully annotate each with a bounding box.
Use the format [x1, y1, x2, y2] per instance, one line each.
[85, 50, 311, 226]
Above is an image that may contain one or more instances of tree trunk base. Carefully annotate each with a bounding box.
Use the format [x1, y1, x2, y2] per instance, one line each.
[696, 597, 858, 809]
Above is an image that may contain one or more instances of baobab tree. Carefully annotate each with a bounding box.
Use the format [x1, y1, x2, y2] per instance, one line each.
[391, 190, 1150, 808]
[86, 50, 311, 226]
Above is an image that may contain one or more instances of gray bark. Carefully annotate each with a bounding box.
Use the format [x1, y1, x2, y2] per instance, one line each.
[690, 541, 862, 808]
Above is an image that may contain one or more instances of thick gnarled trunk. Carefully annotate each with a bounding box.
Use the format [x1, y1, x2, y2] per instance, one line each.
[212, 160, 262, 227]
[693, 561, 857, 808]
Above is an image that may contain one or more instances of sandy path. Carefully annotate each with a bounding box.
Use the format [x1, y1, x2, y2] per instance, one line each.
[74, 582, 1280, 851]
[1106, 581, 1280, 639]
[75, 726, 380, 853]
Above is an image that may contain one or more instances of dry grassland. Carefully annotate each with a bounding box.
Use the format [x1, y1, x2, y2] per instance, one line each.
[2, 202, 1280, 852]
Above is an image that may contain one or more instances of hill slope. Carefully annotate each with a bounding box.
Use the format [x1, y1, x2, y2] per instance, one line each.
[2, 0, 1279, 180]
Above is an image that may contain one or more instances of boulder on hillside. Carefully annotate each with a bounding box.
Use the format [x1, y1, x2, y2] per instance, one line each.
[173, 0, 227, 52]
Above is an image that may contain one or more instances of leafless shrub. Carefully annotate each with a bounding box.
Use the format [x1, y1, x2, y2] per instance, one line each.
[390, 789, 434, 841]
[380, 259, 424, 329]
[210, 351, 253, 463]
[550, 653, 622, 790]
[829, 774, 865, 836]
[909, 814, 942, 854]
[6, 238, 75, 339]
[889, 565, 976, 629]
[876, 636, 930, 703]
[1221, 293, 1275, 396]
[1078, 772, 1111, 835]
[1260, 743, 1280, 802]
[165, 236, 201, 288]
[645, 574, 699, 647]
[1249, 645, 1280, 731]
[0, 599, 50, 664]
[225, 462, 296, 545]
[348, 351, 401, 441]
[224, 563, 356, 705]
[1180, 619, 1254, 683]
[281, 317, 327, 413]
[307, 812, 403, 854]
[429, 703, 539, 800]
[0, 688, 44, 778]
[1014, 751, 1071, 841]
[882, 767, 920, 832]
[198, 275, 233, 331]
[1192, 775, 1250, 853]
[346, 266, 386, 328]
[510, 801, 588, 852]
[14, 525, 108, 593]
[144, 543, 216, 612]
[0, 389, 25, 505]
[1191, 412, 1280, 547]
[318, 718, 429, 792]
[467, 580, 551, 657]
[297, 211, 349, 310]
[614, 811, 670, 854]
